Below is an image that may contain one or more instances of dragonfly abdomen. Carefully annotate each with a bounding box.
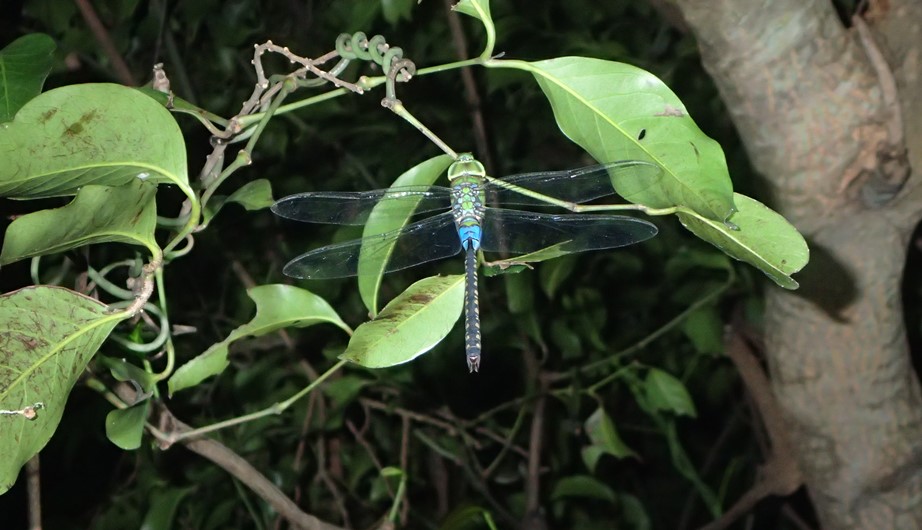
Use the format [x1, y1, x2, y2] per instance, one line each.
[464, 246, 482, 372]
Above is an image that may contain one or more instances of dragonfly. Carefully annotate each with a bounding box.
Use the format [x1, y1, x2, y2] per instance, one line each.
[272, 154, 659, 372]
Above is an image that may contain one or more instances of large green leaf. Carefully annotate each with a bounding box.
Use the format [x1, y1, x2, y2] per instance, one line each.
[0, 34, 55, 122]
[0, 83, 190, 199]
[677, 192, 808, 289]
[168, 284, 349, 395]
[0, 180, 160, 265]
[0, 286, 127, 494]
[358, 154, 453, 315]
[494, 57, 735, 222]
[341, 275, 464, 368]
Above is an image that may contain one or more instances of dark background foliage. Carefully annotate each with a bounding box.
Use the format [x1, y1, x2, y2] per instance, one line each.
[2, 0, 886, 528]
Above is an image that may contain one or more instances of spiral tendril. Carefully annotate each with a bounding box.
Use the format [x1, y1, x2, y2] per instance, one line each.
[334, 32, 416, 101]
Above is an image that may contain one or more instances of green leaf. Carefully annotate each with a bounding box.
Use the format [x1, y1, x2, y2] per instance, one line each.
[0, 83, 191, 199]
[482, 241, 574, 276]
[358, 154, 453, 315]
[503, 271, 533, 315]
[663, 418, 721, 516]
[381, 0, 415, 24]
[0, 34, 55, 122]
[452, 0, 492, 21]
[99, 356, 156, 394]
[582, 406, 637, 472]
[202, 178, 275, 226]
[677, 192, 808, 289]
[682, 306, 724, 356]
[105, 401, 150, 450]
[0, 180, 160, 265]
[0, 286, 128, 494]
[140, 486, 195, 530]
[168, 284, 349, 395]
[452, 0, 495, 59]
[341, 275, 465, 368]
[439, 505, 497, 530]
[539, 254, 576, 299]
[618, 493, 652, 530]
[550, 475, 617, 503]
[322, 375, 370, 408]
[644, 368, 696, 417]
[501, 56, 735, 222]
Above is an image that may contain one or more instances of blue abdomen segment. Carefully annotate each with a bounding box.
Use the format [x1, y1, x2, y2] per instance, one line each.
[458, 224, 482, 251]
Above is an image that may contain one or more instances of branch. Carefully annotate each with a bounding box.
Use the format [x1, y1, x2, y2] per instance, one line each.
[152, 405, 345, 530]
[26, 455, 41, 530]
[73, 0, 137, 85]
[697, 320, 802, 530]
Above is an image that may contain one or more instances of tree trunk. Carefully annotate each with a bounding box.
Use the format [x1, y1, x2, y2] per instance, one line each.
[669, 0, 922, 527]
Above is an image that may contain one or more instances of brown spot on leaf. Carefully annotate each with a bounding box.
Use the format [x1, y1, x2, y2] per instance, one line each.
[63, 122, 84, 137]
[39, 108, 57, 123]
[656, 105, 685, 117]
[408, 294, 433, 304]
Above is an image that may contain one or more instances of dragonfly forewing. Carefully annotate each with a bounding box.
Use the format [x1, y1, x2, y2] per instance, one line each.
[272, 186, 452, 225]
[480, 208, 657, 255]
[483, 160, 662, 207]
[282, 212, 461, 279]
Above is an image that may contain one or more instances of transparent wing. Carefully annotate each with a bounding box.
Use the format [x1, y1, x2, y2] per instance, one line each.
[483, 160, 662, 207]
[272, 186, 452, 225]
[282, 212, 461, 279]
[480, 208, 657, 255]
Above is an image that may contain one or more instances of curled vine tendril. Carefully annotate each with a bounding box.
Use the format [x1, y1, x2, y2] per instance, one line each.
[335, 32, 416, 102]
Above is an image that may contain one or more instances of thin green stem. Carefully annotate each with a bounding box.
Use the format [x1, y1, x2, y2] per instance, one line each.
[86, 376, 129, 409]
[199, 150, 251, 209]
[108, 303, 169, 353]
[387, 475, 407, 523]
[386, 101, 458, 158]
[166, 359, 348, 443]
[87, 266, 134, 300]
[237, 87, 352, 128]
[585, 363, 636, 396]
[152, 268, 176, 382]
[554, 267, 736, 382]
[162, 191, 201, 256]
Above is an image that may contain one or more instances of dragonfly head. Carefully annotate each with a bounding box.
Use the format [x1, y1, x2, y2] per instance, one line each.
[448, 153, 486, 182]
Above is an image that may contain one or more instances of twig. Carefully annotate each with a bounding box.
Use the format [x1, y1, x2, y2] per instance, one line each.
[520, 344, 550, 530]
[26, 455, 41, 530]
[314, 437, 352, 528]
[697, 319, 802, 530]
[399, 415, 411, 525]
[153, 406, 344, 530]
[73, 0, 137, 85]
[359, 398, 459, 436]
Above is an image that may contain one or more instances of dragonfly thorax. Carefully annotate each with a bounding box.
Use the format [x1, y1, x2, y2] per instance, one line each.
[447, 152, 486, 182]
[450, 175, 486, 251]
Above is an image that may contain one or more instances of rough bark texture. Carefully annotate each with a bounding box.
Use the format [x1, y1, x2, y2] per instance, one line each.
[669, 0, 922, 528]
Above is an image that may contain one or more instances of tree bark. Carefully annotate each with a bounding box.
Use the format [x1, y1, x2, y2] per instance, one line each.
[668, 0, 922, 528]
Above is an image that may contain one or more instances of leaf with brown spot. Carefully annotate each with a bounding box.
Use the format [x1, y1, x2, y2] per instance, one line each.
[0, 83, 190, 199]
[341, 275, 465, 369]
[0, 286, 128, 494]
